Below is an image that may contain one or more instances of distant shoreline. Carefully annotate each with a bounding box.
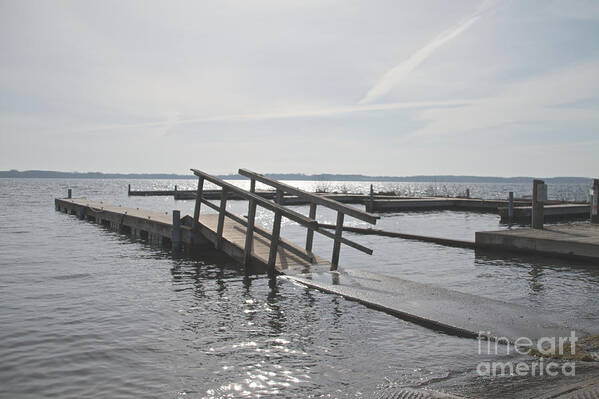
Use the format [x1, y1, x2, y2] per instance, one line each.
[0, 170, 592, 184]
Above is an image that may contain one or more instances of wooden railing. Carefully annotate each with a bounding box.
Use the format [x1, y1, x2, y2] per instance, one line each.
[190, 168, 378, 273]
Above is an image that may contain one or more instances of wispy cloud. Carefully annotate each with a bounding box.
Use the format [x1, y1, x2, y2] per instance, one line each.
[359, 1, 496, 104]
[72, 100, 469, 134]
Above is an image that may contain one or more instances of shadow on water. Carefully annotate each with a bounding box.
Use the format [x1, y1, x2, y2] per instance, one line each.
[474, 250, 599, 276]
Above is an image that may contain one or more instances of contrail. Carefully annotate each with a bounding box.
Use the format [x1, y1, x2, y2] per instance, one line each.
[359, 2, 495, 104]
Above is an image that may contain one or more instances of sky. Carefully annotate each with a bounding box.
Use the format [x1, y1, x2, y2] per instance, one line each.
[1, 0, 598, 177]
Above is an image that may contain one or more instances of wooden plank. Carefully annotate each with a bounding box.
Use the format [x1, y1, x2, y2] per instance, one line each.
[238, 168, 379, 224]
[243, 199, 256, 266]
[57, 197, 329, 274]
[268, 189, 284, 274]
[331, 211, 344, 270]
[316, 226, 373, 255]
[191, 169, 317, 229]
[216, 188, 228, 249]
[192, 177, 204, 230]
[305, 203, 317, 252]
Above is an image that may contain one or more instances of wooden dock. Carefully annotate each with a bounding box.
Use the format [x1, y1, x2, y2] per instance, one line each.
[129, 184, 592, 224]
[55, 198, 333, 274]
[55, 169, 598, 342]
[498, 203, 590, 224]
[58, 169, 379, 275]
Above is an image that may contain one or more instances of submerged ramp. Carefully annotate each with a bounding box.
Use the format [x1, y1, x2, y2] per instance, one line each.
[286, 269, 583, 341]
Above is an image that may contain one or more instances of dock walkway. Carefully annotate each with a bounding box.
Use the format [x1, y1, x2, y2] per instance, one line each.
[55, 198, 331, 275]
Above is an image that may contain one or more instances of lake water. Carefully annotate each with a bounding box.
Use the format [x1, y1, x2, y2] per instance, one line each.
[1, 178, 597, 398]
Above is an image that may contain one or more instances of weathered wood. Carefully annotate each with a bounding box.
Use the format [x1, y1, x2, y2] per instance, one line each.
[250, 178, 256, 193]
[267, 189, 284, 273]
[592, 179, 599, 224]
[532, 179, 544, 230]
[199, 197, 314, 263]
[216, 188, 229, 249]
[191, 169, 317, 229]
[305, 203, 317, 252]
[67, 189, 72, 199]
[243, 199, 257, 266]
[56, 198, 328, 273]
[316, 226, 373, 255]
[331, 212, 344, 270]
[172, 210, 181, 251]
[192, 177, 204, 230]
[238, 168, 379, 224]
[319, 223, 475, 249]
[508, 191, 514, 224]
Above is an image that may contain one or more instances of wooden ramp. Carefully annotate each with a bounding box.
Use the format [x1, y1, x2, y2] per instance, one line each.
[56, 168, 379, 275]
[55, 198, 330, 275]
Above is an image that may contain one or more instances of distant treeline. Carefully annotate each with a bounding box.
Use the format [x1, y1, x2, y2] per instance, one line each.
[0, 169, 592, 184]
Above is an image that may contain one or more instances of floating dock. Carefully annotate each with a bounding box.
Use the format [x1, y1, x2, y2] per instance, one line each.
[498, 203, 590, 224]
[129, 185, 592, 224]
[55, 198, 332, 275]
[476, 223, 599, 262]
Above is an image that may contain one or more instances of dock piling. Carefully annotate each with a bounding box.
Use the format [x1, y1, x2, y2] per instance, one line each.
[331, 211, 345, 270]
[243, 199, 257, 267]
[532, 179, 546, 229]
[592, 179, 599, 224]
[466, 188, 470, 198]
[172, 210, 181, 251]
[216, 188, 229, 249]
[267, 189, 284, 276]
[128, 184, 131, 195]
[305, 203, 317, 253]
[67, 188, 72, 199]
[508, 191, 514, 224]
[368, 184, 374, 212]
[192, 177, 204, 230]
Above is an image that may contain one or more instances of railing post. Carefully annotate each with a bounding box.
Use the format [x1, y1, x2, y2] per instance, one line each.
[216, 188, 229, 249]
[192, 177, 204, 230]
[532, 179, 545, 229]
[305, 203, 317, 253]
[172, 210, 181, 251]
[331, 211, 344, 270]
[243, 198, 257, 267]
[591, 179, 599, 224]
[508, 191, 514, 224]
[267, 189, 283, 275]
[250, 178, 256, 193]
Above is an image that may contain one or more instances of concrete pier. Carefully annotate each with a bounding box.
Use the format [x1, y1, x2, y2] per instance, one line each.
[476, 223, 599, 262]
